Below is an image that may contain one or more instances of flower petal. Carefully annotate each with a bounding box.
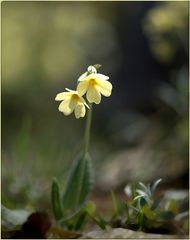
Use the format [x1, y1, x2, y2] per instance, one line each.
[87, 86, 101, 104]
[69, 98, 77, 111]
[77, 73, 95, 82]
[58, 99, 75, 115]
[77, 81, 89, 96]
[78, 73, 109, 83]
[65, 88, 78, 94]
[96, 79, 112, 97]
[74, 102, 86, 118]
[95, 73, 109, 81]
[78, 72, 88, 81]
[55, 92, 71, 101]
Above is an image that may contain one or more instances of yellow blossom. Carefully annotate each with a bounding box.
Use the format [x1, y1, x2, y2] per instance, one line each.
[77, 73, 112, 104]
[55, 88, 89, 119]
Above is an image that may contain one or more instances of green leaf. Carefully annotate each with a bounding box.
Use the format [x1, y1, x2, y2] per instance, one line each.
[124, 203, 130, 224]
[111, 190, 119, 217]
[147, 183, 151, 196]
[59, 205, 84, 227]
[89, 215, 107, 230]
[131, 183, 137, 199]
[51, 178, 63, 221]
[73, 212, 87, 230]
[62, 153, 93, 214]
[167, 199, 179, 214]
[159, 210, 175, 220]
[75, 202, 96, 230]
[129, 204, 140, 213]
[84, 201, 96, 215]
[151, 194, 163, 210]
[138, 182, 148, 192]
[151, 178, 162, 195]
[93, 64, 102, 71]
[141, 204, 155, 220]
[58, 201, 95, 230]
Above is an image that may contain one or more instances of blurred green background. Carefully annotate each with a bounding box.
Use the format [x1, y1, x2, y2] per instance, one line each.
[2, 1, 189, 210]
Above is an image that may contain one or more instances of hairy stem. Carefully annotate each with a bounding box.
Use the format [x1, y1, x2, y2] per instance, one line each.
[75, 104, 92, 207]
[83, 103, 92, 157]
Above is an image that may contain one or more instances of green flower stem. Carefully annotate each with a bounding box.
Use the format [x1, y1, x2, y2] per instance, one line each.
[75, 104, 92, 207]
[83, 103, 93, 157]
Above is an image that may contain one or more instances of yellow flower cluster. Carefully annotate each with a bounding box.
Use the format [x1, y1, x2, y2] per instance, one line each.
[55, 66, 112, 119]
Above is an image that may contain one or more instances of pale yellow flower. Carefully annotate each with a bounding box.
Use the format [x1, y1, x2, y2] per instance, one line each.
[77, 73, 112, 104]
[55, 88, 89, 119]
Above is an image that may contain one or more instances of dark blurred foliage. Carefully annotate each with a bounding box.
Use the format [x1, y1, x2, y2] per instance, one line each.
[2, 212, 51, 239]
[2, 1, 189, 210]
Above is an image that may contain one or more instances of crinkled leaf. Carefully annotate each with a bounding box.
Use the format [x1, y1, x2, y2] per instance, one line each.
[51, 178, 63, 220]
[62, 153, 93, 214]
